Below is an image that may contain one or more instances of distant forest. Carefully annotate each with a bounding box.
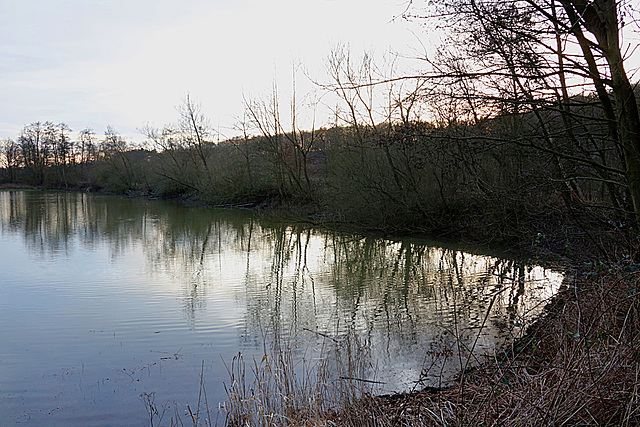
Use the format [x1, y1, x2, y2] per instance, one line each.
[2, 0, 640, 259]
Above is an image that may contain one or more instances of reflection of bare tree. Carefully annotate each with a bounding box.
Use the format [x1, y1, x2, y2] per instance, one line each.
[0, 191, 254, 319]
[235, 225, 563, 390]
[239, 224, 320, 348]
[0, 191, 563, 390]
[0, 191, 107, 255]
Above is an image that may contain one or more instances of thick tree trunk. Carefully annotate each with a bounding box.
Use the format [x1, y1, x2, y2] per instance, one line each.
[561, 0, 640, 224]
[611, 57, 640, 225]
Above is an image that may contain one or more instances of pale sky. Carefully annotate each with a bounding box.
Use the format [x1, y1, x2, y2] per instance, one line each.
[0, 0, 425, 142]
[1, 1, 639, 144]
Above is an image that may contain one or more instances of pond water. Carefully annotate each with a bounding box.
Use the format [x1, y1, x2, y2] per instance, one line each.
[0, 191, 563, 425]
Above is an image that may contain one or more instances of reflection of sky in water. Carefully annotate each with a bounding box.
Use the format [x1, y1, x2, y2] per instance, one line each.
[0, 191, 563, 425]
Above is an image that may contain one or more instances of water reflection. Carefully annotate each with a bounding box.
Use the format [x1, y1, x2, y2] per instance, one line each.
[0, 191, 562, 424]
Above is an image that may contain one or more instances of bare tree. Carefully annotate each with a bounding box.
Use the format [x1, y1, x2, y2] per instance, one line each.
[101, 126, 135, 189]
[324, 46, 437, 221]
[244, 72, 319, 200]
[140, 95, 215, 194]
[18, 122, 47, 184]
[0, 138, 20, 182]
[404, 0, 640, 223]
[177, 94, 214, 177]
[230, 112, 256, 184]
[140, 123, 201, 193]
[559, 0, 640, 222]
[78, 128, 97, 165]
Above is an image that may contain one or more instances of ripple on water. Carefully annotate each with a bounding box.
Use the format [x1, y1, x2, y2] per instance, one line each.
[0, 192, 564, 424]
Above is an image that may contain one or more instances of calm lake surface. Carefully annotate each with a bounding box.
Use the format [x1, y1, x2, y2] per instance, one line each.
[0, 191, 563, 425]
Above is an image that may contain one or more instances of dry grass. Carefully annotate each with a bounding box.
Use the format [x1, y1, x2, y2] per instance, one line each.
[222, 331, 379, 426]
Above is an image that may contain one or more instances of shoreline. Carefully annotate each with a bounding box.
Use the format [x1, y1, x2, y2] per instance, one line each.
[1, 184, 575, 265]
[326, 263, 639, 426]
[3, 186, 636, 425]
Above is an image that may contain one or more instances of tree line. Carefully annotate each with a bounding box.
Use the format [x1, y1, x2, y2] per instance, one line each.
[0, 121, 122, 186]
